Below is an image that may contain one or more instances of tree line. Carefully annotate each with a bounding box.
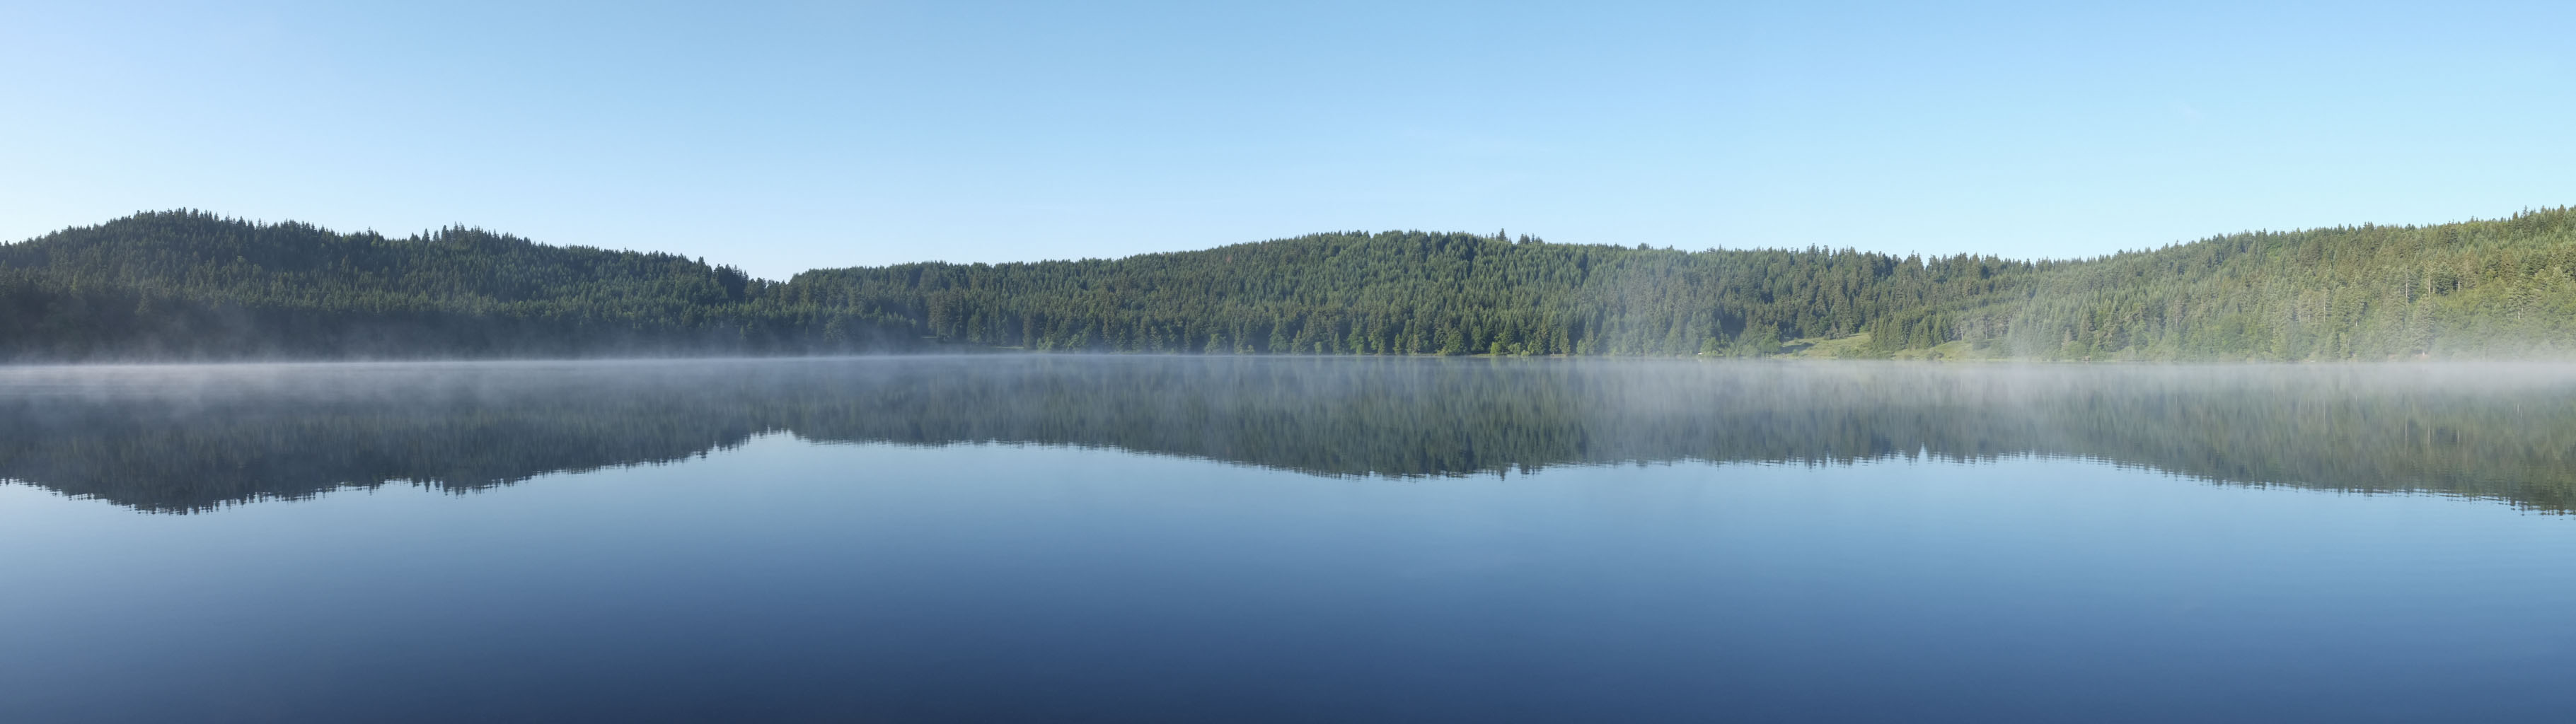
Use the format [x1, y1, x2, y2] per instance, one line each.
[2, 206, 2571, 361]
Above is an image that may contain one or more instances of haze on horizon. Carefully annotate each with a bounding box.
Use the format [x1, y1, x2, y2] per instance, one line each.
[4, 1, 2571, 279]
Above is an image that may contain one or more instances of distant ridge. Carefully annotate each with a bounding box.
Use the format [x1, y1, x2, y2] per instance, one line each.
[2, 207, 2571, 361]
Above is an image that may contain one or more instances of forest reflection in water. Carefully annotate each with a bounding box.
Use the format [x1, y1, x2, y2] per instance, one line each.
[2, 356, 2572, 514]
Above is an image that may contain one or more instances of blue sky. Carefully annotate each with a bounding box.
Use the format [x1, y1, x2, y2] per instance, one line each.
[4, 1, 2570, 279]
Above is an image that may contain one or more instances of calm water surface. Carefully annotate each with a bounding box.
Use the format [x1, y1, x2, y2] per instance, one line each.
[3, 357, 2574, 723]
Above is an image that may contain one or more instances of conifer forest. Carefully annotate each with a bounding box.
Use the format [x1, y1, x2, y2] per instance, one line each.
[4, 208, 2572, 361]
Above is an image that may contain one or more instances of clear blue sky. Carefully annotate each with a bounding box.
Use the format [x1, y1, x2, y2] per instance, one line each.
[4, 1, 2570, 279]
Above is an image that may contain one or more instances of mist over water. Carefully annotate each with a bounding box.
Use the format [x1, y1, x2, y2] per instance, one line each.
[4, 356, 2574, 513]
[6, 357, 2576, 723]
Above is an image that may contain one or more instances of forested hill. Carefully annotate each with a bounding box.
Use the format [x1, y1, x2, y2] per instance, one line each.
[4, 207, 2572, 361]
[0, 211, 925, 359]
[784, 230, 2046, 356]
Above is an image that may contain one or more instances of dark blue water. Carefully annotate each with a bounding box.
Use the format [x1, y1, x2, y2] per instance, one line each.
[2, 358, 2572, 722]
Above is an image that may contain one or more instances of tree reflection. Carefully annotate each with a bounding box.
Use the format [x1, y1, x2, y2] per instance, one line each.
[3, 358, 2571, 513]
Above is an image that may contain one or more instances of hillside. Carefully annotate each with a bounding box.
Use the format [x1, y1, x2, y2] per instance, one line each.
[1959, 211, 2576, 360]
[0, 211, 922, 358]
[1, 207, 2571, 361]
[786, 232, 2040, 356]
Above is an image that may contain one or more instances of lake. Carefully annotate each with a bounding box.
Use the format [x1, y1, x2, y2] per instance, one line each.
[4, 356, 2574, 723]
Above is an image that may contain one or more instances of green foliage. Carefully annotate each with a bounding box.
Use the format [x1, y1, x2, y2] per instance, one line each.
[1953, 209, 2576, 360]
[786, 230, 2031, 356]
[0, 211, 923, 359]
[4, 206, 2574, 361]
